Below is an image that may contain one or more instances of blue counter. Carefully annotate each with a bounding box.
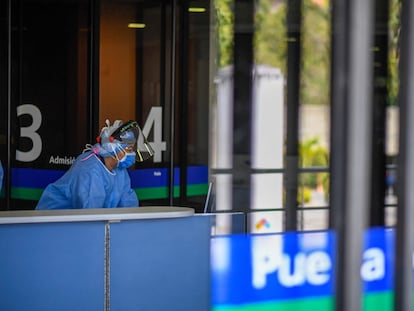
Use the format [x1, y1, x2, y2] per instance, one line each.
[0, 207, 210, 311]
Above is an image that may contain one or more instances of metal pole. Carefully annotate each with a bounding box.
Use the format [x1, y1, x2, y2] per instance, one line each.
[370, 0, 389, 227]
[284, 0, 301, 231]
[6, 0, 12, 210]
[104, 222, 111, 311]
[340, 1, 374, 310]
[329, 0, 349, 226]
[330, 9, 349, 308]
[169, 0, 177, 205]
[88, 0, 100, 142]
[395, 0, 414, 309]
[232, 0, 253, 213]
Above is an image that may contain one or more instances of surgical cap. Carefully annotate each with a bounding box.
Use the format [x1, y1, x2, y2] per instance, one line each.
[95, 119, 129, 158]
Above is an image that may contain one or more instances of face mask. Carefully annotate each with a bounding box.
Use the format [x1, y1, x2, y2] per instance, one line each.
[117, 152, 136, 169]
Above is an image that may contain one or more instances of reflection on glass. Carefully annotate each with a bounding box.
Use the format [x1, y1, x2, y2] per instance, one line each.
[298, 209, 329, 231]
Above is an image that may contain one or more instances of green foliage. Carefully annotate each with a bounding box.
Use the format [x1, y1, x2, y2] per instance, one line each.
[254, 0, 287, 74]
[299, 137, 328, 167]
[297, 186, 312, 204]
[299, 137, 329, 189]
[301, 0, 331, 106]
[322, 170, 330, 201]
[388, 0, 401, 106]
[214, 0, 234, 68]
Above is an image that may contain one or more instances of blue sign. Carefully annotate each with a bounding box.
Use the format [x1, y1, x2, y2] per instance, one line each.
[211, 228, 394, 310]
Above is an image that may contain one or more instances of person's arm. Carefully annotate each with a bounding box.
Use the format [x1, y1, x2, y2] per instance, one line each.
[117, 170, 139, 207]
[119, 188, 139, 207]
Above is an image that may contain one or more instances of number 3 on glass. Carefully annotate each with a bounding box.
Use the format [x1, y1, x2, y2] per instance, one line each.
[16, 104, 42, 162]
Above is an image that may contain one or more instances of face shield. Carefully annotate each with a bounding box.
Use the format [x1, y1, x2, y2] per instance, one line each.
[109, 120, 154, 162]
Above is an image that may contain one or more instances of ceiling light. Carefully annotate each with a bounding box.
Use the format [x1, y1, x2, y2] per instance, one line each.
[188, 7, 206, 13]
[128, 23, 146, 29]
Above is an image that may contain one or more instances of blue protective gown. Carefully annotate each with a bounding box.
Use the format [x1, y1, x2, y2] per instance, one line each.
[36, 152, 138, 209]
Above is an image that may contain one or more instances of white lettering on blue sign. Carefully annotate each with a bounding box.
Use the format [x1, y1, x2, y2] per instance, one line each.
[361, 248, 385, 281]
[306, 251, 331, 285]
[253, 250, 331, 289]
[252, 239, 385, 289]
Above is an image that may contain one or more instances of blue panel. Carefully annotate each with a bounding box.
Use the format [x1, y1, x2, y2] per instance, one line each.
[12, 166, 206, 189]
[11, 167, 184, 189]
[0, 222, 105, 311]
[110, 216, 211, 311]
[187, 165, 208, 184]
[363, 227, 394, 292]
[12, 168, 64, 188]
[129, 167, 180, 188]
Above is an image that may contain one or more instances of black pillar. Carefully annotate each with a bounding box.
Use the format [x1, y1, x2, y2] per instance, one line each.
[284, 0, 302, 231]
[395, 0, 414, 309]
[232, 0, 253, 213]
[370, 0, 389, 226]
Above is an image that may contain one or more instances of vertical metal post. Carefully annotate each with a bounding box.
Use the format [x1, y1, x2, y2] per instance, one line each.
[178, 2, 189, 203]
[89, 0, 100, 142]
[232, 0, 253, 213]
[370, 0, 389, 226]
[395, 0, 414, 309]
[329, 0, 349, 306]
[329, 0, 349, 230]
[285, 0, 301, 231]
[6, 0, 12, 210]
[104, 222, 111, 311]
[339, 1, 374, 310]
[169, 0, 177, 205]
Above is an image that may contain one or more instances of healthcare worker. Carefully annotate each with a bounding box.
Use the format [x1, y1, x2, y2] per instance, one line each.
[36, 119, 153, 209]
